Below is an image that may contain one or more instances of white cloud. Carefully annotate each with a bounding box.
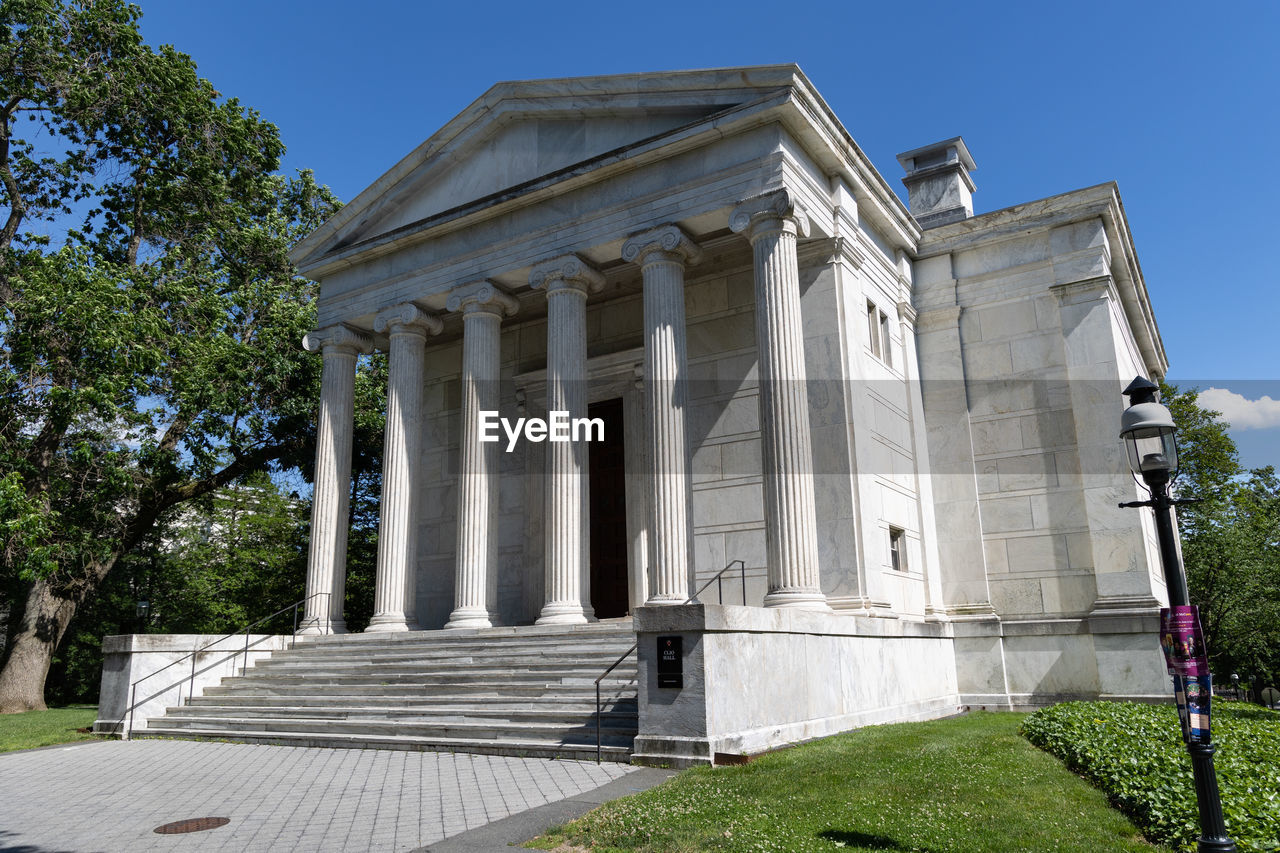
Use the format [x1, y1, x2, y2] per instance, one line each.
[1197, 387, 1280, 431]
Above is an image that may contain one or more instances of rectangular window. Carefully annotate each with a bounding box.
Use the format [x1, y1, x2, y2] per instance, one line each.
[868, 300, 893, 366]
[880, 310, 892, 367]
[889, 526, 906, 572]
[867, 301, 881, 358]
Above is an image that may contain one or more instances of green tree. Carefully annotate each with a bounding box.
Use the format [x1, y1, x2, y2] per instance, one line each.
[0, 0, 343, 711]
[1162, 382, 1280, 692]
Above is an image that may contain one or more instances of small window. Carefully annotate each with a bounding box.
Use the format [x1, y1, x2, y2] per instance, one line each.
[868, 300, 892, 366]
[880, 311, 892, 367]
[867, 301, 881, 358]
[889, 527, 907, 572]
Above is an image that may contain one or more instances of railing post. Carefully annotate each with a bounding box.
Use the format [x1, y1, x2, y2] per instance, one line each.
[126, 683, 137, 741]
[189, 644, 197, 704]
[596, 681, 602, 763]
[244, 626, 250, 676]
[740, 560, 746, 606]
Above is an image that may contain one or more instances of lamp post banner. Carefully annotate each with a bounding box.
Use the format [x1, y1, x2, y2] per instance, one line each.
[1174, 674, 1213, 744]
[1162, 605, 1213, 744]
[1160, 605, 1210, 677]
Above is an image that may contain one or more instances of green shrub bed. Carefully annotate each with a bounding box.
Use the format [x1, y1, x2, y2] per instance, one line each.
[1021, 700, 1280, 852]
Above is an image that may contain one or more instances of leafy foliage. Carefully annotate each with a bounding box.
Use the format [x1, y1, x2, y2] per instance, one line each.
[1022, 701, 1280, 852]
[0, 0, 360, 711]
[45, 472, 309, 704]
[1162, 382, 1280, 692]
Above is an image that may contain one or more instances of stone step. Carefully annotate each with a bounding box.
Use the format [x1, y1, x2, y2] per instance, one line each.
[238, 660, 637, 676]
[134, 728, 633, 763]
[145, 624, 639, 760]
[186, 694, 637, 712]
[202, 682, 634, 698]
[219, 672, 637, 689]
[147, 715, 637, 744]
[161, 705, 637, 727]
[254, 648, 636, 667]
[293, 625, 634, 650]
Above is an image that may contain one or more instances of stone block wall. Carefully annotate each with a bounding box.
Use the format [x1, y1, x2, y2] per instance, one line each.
[913, 190, 1170, 707]
[631, 604, 960, 767]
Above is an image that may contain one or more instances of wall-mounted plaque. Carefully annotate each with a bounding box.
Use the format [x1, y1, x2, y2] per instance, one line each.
[657, 635, 682, 689]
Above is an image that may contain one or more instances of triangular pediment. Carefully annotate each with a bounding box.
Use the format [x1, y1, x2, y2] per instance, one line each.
[291, 66, 805, 273]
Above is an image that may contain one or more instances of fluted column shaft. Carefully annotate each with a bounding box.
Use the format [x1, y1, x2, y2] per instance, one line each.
[530, 255, 604, 625]
[622, 225, 702, 604]
[731, 191, 830, 610]
[445, 282, 518, 629]
[300, 325, 373, 634]
[368, 305, 441, 632]
[449, 308, 501, 626]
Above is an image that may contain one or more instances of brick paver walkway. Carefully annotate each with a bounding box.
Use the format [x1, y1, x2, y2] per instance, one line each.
[0, 739, 636, 852]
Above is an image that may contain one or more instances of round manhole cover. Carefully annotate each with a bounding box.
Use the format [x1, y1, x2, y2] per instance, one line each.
[153, 817, 231, 835]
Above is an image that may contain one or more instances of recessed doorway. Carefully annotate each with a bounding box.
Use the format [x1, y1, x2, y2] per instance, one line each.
[588, 397, 629, 619]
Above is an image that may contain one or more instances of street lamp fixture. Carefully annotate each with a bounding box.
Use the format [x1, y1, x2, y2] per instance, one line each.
[135, 599, 150, 634]
[1120, 377, 1179, 478]
[1118, 376, 1236, 853]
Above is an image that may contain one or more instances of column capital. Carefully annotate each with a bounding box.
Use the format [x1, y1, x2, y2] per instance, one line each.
[729, 188, 811, 240]
[529, 253, 605, 296]
[446, 280, 520, 317]
[622, 224, 703, 267]
[373, 302, 444, 337]
[303, 324, 374, 355]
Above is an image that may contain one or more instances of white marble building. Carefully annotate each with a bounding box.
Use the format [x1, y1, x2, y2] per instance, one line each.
[286, 65, 1170, 765]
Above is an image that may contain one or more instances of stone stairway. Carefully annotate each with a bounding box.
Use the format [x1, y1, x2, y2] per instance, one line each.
[139, 621, 639, 762]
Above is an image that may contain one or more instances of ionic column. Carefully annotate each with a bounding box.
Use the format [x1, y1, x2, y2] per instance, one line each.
[299, 324, 374, 634]
[366, 304, 442, 632]
[621, 225, 702, 604]
[530, 254, 605, 625]
[445, 281, 519, 629]
[730, 189, 830, 610]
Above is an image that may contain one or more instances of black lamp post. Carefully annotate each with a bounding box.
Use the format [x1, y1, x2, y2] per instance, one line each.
[135, 599, 150, 635]
[1118, 376, 1236, 853]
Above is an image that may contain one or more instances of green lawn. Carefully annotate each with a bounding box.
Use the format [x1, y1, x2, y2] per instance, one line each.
[0, 705, 102, 753]
[530, 712, 1165, 853]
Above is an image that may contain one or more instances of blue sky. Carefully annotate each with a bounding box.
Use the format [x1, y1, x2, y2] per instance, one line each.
[136, 0, 1280, 471]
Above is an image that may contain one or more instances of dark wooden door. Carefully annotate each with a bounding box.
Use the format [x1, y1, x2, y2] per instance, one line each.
[589, 397, 629, 618]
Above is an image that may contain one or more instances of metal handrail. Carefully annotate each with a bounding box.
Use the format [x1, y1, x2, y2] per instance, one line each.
[695, 559, 746, 606]
[118, 592, 330, 739]
[594, 558, 748, 761]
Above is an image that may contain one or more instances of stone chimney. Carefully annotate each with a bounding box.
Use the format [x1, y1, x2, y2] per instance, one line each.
[896, 137, 976, 228]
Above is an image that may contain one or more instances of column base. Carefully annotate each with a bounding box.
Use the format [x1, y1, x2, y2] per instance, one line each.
[296, 618, 347, 636]
[763, 589, 831, 611]
[444, 608, 494, 630]
[535, 602, 589, 625]
[646, 593, 696, 606]
[365, 614, 414, 633]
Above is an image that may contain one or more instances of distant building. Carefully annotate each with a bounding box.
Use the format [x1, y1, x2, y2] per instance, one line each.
[107, 66, 1172, 765]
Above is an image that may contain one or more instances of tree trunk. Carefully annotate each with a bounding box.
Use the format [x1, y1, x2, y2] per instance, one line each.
[0, 578, 78, 713]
